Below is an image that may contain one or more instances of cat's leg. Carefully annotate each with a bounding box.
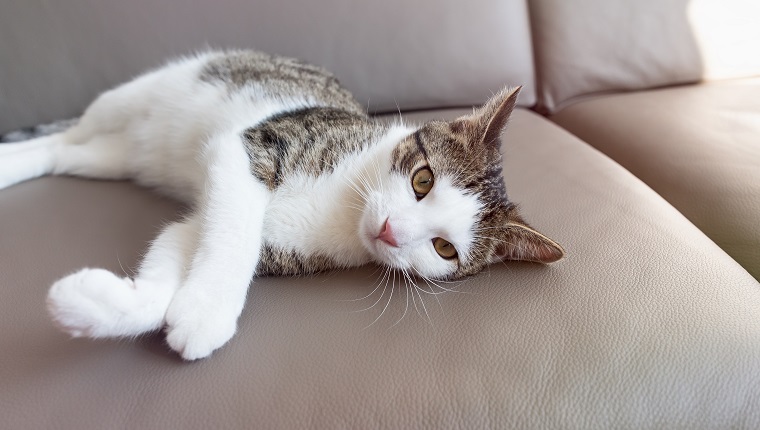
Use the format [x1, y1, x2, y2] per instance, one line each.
[0, 125, 133, 190]
[0, 76, 161, 191]
[47, 216, 199, 338]
[164, 131, 269, 360]
[0, 133, 65, 189]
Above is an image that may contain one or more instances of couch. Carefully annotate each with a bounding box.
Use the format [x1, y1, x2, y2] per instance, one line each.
[1, 0, 759, 428]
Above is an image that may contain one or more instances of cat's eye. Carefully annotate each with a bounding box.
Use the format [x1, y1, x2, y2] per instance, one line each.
[412, 167, 434, 199]
[433, 237, 457, 259]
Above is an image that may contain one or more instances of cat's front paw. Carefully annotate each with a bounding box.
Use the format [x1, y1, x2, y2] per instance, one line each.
[47, 268, 135, 338]
[164, 290, 239, 361]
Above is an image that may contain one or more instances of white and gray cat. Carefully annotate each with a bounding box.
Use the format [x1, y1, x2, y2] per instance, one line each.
[0, 50, 563, 360]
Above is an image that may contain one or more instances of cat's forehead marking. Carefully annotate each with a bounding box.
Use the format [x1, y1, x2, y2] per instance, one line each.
[390, 132, 426, 174]
[396, 123, 508, 200]
[413, 130, 429, 160]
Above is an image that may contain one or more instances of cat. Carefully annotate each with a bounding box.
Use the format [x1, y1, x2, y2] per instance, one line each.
[0, 50, 564, 360]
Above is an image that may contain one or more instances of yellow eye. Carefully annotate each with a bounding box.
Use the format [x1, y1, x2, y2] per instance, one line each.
[433, 237, 457, 259]
[412, 167, 434, 198]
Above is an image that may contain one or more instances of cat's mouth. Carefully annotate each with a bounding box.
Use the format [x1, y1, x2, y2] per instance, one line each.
[360, 216, 404, 267]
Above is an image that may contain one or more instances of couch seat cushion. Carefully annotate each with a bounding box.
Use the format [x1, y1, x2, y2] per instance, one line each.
[1, 109, 759, 428]
[552, 78, 760, 279]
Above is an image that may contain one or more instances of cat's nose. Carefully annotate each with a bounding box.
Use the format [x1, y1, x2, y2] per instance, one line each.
[378, 218, 399, 248]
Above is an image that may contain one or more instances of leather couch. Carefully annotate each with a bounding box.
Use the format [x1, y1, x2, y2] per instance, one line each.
[1, 0, 758, 428]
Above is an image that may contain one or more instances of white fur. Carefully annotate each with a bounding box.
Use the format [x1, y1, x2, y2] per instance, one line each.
[1, 52, 481, 359]
[163, 132, 269, 359]
[359, 171, 482, 279]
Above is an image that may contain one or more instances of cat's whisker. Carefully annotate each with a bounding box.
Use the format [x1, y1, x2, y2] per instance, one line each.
[411, 268, 464, 295]
[344, 192, 366, 208]
[352, 267, 392, 312]
[345, 198, 364, 209]
[366, 264, 384, 279]
[431, 278, 473, 295]
[344, 176, 369, 202]
[342, 195, 364, 205]
[344, 167, 370, 194]
[414, 269, 448, 296]
[362, 155, 381, 189]
[342, 202, 365, 212]
[356, 178, 372, 199]
[358, 165, 379, 194]
[345, 192, 368, 210]
[356, 162, 371, 186]
[403, 269, 432, 326]
[411, 268, 461, 285]
[416, 273, 444, 312]
[409, 272, 444, 316]
[392, 275, 411, 327]
[343, 266, 391, 303]
[363, 268, 396, 329]
[115, 252, 131, 278]
[354, 181, 371, 203]
[370, 159, 384, 191]
[410, 277, 449, 296]
[408, 272, 423, 320]
[414, 284, 433, 326]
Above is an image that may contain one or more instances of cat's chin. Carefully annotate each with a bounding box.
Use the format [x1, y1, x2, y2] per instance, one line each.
[358, 222, 404, 269]
[360, 235, 398, 267]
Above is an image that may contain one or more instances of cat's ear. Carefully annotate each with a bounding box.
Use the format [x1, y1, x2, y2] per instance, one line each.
[492, 220, 565, 264]
[452, 86, 521, 148]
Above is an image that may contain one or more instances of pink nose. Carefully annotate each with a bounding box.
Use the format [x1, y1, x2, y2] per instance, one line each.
[378, 218, 399, 247]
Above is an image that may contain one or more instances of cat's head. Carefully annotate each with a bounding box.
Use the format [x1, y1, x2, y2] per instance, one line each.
[359, 87, 564, 280]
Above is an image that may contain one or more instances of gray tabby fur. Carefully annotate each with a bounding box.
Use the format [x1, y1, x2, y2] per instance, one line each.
[200, 50, 363, 114]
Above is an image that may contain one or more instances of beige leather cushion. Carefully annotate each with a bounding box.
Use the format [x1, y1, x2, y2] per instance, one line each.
[552, 78, 760, 280]
[530, 0, 760, 113]
[2, 110, 759, 428]
[0, 0, 535, 133]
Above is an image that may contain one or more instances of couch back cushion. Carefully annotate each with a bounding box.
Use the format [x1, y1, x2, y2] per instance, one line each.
[0, 0, 535, 133]
[530, 0, 760, 113]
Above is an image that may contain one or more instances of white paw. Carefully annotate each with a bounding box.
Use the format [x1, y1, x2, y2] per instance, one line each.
[46, 268, 136, 338]
[164, 291, 239, 361]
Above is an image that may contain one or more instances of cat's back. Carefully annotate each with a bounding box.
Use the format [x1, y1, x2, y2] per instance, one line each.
[56, 49, 372, 203]
[80, 49, 365, 140]
[199, 50, 365, 116]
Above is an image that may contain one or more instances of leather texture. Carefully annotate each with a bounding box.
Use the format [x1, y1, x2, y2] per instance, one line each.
[0, 0, 536, 134]
[552, 78, 760, 280]
[529, 0, 760, 113]
[2, 110, 759, 428]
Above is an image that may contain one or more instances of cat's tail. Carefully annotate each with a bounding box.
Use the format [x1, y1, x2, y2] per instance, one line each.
[0, 133, 63, 190]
